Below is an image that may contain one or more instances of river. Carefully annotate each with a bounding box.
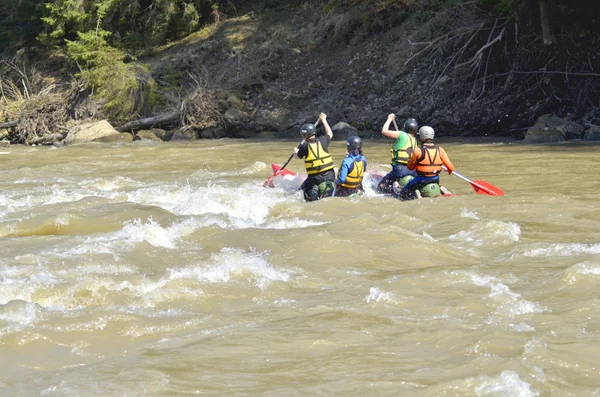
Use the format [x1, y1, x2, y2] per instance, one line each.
[1, 138, 599, 396]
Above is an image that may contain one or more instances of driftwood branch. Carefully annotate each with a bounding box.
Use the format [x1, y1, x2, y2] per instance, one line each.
[26, 133, 65, 146]
[455, 26, 505, 69]
[115, 111, 180, 132]
[0, 120, 18, 129]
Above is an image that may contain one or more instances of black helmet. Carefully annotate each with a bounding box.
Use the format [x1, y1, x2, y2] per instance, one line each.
[403, 118, 419, 134]
[299, 123, 316, 139]
[346, 135, 362, 152]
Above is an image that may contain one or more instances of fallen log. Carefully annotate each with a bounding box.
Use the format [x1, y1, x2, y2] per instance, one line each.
[27, 133, 66, 146]
[115, 111, 180, 132]
[0, 120, 18, 129]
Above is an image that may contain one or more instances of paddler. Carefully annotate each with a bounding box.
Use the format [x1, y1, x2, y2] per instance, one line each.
[294, 112, 336, 201]
[377, 114, 419, 193]
[334, 136, 368, 197]
[397, 126, 454, 200]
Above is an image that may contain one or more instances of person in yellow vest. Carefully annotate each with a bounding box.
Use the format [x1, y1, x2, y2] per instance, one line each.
[294, 112, 336, 201]
[334, 136, 367, 197]
[377, 114, 419, 193]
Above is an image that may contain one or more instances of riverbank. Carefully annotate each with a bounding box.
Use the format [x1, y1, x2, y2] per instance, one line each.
[1, 1, 598, 145]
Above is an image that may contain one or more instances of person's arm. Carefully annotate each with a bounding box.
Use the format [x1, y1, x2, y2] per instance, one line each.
[407, 147, 420, 170]
[381, 113, 400, 139]
[294, 142, 307, 159]
[336, 158, 349, 184]
[320, 112, 333, 139]
[363, 156, 367, 171]
[439, 147, 454, 174]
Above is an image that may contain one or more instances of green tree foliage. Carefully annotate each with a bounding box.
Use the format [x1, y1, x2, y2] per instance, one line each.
[0, 0, 44, 52]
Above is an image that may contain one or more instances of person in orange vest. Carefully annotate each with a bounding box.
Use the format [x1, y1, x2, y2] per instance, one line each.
[396, 126, 454, 200]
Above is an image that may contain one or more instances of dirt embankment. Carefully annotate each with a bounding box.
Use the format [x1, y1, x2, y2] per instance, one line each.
[2, 0, 599, 143]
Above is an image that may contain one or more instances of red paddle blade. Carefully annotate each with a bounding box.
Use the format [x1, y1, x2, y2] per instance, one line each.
[263, 164, 297, 188]
[471, 180, 504, 196]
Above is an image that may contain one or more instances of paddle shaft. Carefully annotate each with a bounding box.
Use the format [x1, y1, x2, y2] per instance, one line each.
[279, 119, 320, 173]
[442, 166, 498, 196]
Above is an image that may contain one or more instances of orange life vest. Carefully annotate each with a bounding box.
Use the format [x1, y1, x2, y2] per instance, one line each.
[416, 144, 443, 177]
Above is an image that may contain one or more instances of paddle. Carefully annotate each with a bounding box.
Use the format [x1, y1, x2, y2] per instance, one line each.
[442, 166, 504, 196]
[263, 119, 320, 187]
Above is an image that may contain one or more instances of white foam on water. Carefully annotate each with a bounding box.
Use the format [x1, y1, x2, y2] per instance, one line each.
[563, 262, 600, 285]
[524, 243, 600, 258]
[61, 217, 199, 255]
[0, 300, 41, 327]
[461, 208, 480, 220]
[263, 218, 326, 229]
[446, 270, 545, 330]
[167, 247, 292, 290]
[449, 220, 521, 246]
[0, 263, 63, 305]
[365, 287, 395, 303]
[474, 370, 539, 397]
[80, 176, 142, 191]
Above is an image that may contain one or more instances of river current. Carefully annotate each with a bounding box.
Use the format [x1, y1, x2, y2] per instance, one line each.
[1, 138, 599, 396]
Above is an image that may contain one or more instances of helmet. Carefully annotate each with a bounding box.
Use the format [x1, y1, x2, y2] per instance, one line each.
[417, 126, 435, 140]
[300, 123, 316, 139]
[403, 118, 419, 134]
[346, 135, 362, 152]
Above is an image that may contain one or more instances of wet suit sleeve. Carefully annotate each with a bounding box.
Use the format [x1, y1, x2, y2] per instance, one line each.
[439, 147, 454, 174]
[336, 157, 350, 184]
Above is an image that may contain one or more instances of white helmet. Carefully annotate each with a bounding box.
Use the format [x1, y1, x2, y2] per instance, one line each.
[418, 126, 435, 140]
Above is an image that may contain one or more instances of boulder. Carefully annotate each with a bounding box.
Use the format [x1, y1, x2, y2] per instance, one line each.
[95, 132, 134, 143]
[200, 126, 227, 139]
[136, 130, 163, 141]
[523, 114, 584, 144]
[0, 141, 9, 147]
[224, 107, 245, 123]
[584, 125, 600, 141]
[64, 120, 121, 145]
[332, 121, 359, 139]
[170, 126, 197, 141]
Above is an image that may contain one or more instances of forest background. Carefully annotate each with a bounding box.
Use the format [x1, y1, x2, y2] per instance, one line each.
[0, 0, 598, 144]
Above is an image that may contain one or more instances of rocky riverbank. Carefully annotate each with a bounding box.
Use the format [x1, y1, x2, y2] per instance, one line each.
[1, 1, 598, 146]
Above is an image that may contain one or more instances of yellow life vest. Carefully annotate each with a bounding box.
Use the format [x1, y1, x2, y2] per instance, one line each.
[304, 140, 334, 175]
[342, 158, 365, 188]
[390, 133, 417, 165]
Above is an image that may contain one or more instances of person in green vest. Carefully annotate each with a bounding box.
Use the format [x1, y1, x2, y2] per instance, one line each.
[376, 114, 419, 193]
[294, 112, 336, 201]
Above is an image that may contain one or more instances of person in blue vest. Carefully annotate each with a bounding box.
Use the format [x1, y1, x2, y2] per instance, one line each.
[334, 136, 368, 197]
[376, 114, 419, 193]
[294, 112, 336, 201]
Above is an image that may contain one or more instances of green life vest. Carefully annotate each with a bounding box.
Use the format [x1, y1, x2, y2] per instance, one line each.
[390, 132, 417, 166]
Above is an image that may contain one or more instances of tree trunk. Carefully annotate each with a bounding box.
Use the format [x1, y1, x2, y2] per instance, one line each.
[539, 0, 555, 45]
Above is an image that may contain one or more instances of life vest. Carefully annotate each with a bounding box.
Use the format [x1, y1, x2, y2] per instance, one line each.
[341, 157, 365, 189]
[416, 144, 443, 177]
[390, 133, 417, 165]
[304, 140, 334, 175]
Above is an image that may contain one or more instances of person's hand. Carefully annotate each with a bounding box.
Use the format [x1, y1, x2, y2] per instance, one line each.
[319, 112, 327, 121]
[294, 147, 299, 154]
[406, 147, 414, 156]
[387, 113, 395, 121]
